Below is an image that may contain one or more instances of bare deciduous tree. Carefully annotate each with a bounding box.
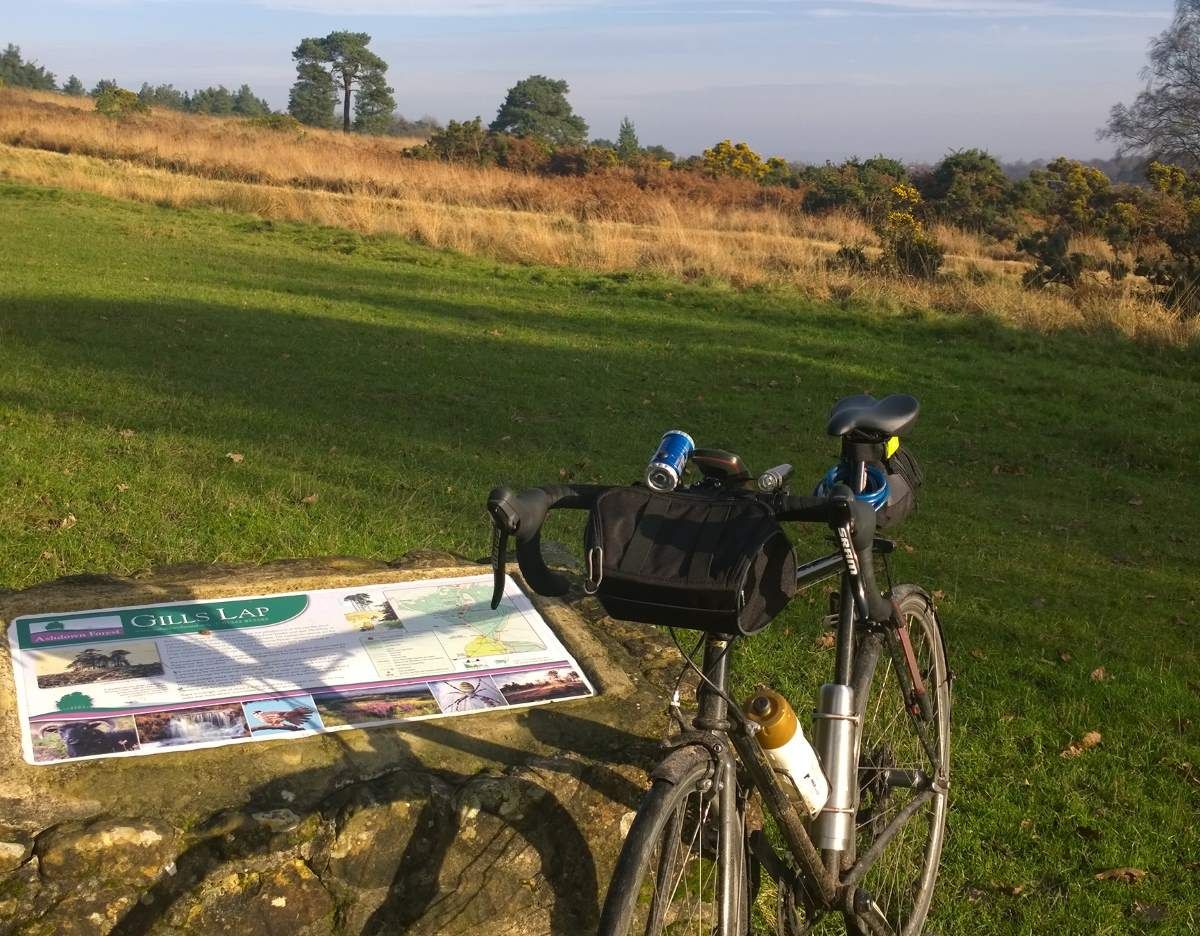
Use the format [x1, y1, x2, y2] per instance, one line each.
[1103, 0, 1200, 166]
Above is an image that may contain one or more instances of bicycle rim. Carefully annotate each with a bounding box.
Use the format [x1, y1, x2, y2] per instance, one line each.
[849, 586, 950, 936]
[599, 756, 745, 936]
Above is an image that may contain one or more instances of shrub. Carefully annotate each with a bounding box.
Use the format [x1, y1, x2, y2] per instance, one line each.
[802, 157, 910, 224]
[493, 134, 551, 173]
[878, 185, 943, 279]
[247, 113, 304, 133]
[762, 156, 794, 187]
[702, 140, 767, 180]
[413, 117, 492, 164]
[546, 145, 617, 176]
[1017, 228, 1093, 287]
[829, 244, 871, 273]
[94, 87, 149, 118]
[919, 148, 1016, 237]
[1023, 157, 1114, 235]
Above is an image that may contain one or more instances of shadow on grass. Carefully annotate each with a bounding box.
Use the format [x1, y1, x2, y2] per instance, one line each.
[1, 273, 1197, 582]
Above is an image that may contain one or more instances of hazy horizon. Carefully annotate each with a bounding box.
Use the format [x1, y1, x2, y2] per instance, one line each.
[4, 0, 1174, 162]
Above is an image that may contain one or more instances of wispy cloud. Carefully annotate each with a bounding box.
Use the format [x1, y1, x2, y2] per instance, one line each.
[76, 0, 1168, 19]
[852, 0, 1168, 17]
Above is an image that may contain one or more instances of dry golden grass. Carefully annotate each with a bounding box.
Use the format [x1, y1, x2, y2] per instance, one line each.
[0, 88, 1192, 343]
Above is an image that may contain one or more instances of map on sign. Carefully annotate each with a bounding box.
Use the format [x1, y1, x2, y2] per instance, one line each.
[384, 582, 546, 660]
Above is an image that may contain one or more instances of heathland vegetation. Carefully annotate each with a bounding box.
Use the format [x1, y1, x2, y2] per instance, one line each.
[6, 1, 1200, 342]
[1, 82, 1194, 342]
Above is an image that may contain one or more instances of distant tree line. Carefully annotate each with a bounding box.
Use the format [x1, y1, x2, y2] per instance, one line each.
[1, 44, 58, 91]
[0, 38, 431, 137]
[135, 82, 270, 116]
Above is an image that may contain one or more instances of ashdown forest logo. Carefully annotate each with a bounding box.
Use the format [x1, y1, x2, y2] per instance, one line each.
[29, 616, 125, 645]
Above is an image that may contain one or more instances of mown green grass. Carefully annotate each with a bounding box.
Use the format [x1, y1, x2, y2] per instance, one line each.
[1, 181, 1197, 933]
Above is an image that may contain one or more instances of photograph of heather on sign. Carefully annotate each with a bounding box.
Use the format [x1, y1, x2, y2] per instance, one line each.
[30, 642, 164, 689]
[31, 717, 141, 762]
[312, 684, 441, 726]
[341, 590, 402, 631]
[496, 667, 590, 705]
[133, 704, 250, 748]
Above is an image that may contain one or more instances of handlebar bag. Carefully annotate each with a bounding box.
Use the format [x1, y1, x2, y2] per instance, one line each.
[583, 487, 796, 636]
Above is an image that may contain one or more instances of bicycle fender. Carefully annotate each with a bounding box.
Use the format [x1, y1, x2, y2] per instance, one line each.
[650, 743, 715, 785]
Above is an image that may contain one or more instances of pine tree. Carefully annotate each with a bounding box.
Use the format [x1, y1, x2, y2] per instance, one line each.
[353, 70, 396, 134]
[232, 84, 270, 117]
[288, 61, 336, 128]
[490, 75, 588, 145]
[290, 31, 390, 133]
[616, 116, 639, 162]
[62, 75, 85, 96]
[138, 83, 185, 110]
[0, 44, 57, 90]
[186, 85, 234, 115]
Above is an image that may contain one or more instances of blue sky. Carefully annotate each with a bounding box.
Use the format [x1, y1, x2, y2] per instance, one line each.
[4, 1, 1174, 161]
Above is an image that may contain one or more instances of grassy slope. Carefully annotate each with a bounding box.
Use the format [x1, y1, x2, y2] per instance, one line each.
[0, 181, 1197, 933]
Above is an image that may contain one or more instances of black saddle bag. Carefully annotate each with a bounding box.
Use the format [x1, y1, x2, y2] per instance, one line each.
[877, 447, 924, 530]
[583, 487, 797, 636]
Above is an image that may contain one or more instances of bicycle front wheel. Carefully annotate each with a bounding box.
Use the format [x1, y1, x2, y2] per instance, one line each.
[848, 584, 951, 936]
[599, 748, 748, 936]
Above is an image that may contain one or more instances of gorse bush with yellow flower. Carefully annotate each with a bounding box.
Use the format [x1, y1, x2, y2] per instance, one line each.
[877, 183, 945, 279]
[702, 140, 770, 179]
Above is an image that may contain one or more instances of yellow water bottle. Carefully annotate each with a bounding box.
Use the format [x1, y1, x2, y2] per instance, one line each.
[744, 687, 830, 818]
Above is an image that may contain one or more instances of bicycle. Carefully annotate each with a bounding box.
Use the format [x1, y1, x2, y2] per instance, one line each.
[485, 393, 951, 936]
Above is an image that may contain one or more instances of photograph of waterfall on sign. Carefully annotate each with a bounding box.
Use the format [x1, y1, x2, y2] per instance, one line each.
[133, 703, 250, 748]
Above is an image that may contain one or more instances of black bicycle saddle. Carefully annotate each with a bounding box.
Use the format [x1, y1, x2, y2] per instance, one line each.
[826, 393, 920, 437]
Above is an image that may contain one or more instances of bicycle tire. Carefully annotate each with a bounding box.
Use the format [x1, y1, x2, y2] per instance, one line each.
[599, 749, 748, 935]
[846, 585, 951, 936]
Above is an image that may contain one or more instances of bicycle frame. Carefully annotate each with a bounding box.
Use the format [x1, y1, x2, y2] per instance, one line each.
[685, 560, 936, 936]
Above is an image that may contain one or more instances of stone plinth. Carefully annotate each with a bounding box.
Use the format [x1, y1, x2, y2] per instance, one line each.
[0, 554, 684, 936]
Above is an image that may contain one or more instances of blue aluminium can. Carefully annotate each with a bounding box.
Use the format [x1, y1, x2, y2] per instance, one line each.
[645, 430, 696, 492]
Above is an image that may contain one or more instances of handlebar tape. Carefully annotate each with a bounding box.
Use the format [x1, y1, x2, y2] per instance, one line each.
[774, 490, 876, 547]
[774, 488, 892, 621]
[487, 484, 608, 598]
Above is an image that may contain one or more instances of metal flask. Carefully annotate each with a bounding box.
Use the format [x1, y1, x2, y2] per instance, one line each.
[812, 682, 860, 852]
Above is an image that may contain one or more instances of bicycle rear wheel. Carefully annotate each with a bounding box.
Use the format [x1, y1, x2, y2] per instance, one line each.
[847, 585, 951, 936]
[599, 749, 748, 935]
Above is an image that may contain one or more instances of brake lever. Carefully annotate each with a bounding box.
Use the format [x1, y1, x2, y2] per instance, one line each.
[490, 524, 509, 610]
[486, 489, 521, 610]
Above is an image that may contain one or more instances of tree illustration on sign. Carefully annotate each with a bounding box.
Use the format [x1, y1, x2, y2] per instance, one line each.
[57, 692, 94, 711]
[44, 622, 64, 631]
[345, 593, 373, 612]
